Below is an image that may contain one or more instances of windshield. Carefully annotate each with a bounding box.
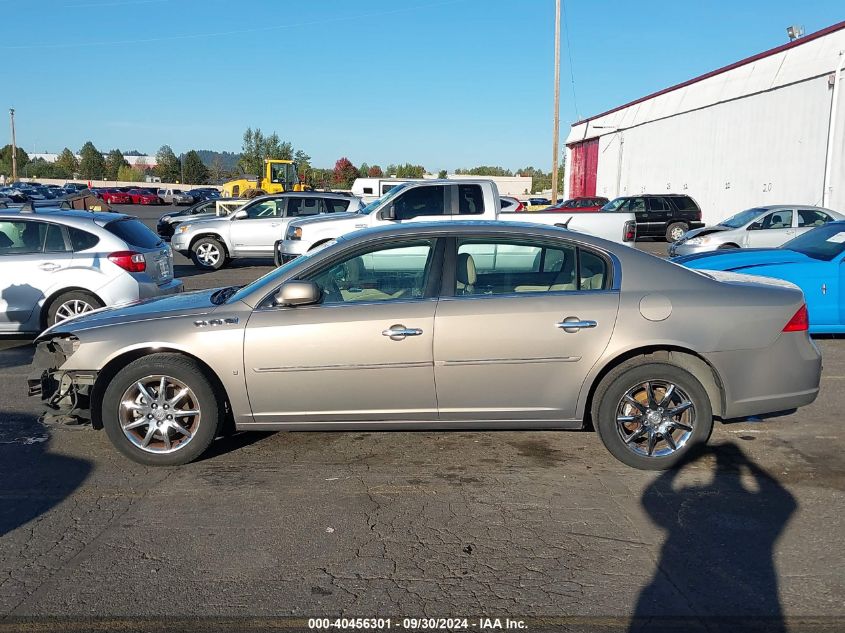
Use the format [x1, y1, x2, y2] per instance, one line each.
[226, 240, 338, 304]
[600, 197, 627, 212]
[357, 183, 410, 214]
[782, 223, 845, 261]
[269, 161, 297, 186]
[719, 208, 765, 229]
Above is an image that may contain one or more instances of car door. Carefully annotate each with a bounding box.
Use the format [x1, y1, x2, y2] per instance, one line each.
[625, 198, 649, 234]
[647, 197, 672, 230]
[433, 236, 620, 421]
[242, 237, 442, 423]
[746, 210, 795, 248]
[228, 199, 284, 256]
[0, 220, 73, 332]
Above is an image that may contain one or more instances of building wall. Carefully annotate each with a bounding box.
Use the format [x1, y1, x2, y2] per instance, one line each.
[565, 23, 845, 225]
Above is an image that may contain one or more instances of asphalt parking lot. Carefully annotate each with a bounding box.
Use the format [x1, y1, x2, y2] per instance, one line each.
[0, 204, 843, 631]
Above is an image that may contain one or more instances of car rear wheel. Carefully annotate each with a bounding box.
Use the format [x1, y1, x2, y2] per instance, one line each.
[593, 360, 713, 470]
[191, 237, 226, 270]
[666, 222, 688, 242]
[46, 290, 104, 326]
[102, 354, 223, 466]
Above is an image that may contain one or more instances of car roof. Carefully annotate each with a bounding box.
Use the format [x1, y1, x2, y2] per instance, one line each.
[0, 208, 129, 226]
[756, 204, 836, 211]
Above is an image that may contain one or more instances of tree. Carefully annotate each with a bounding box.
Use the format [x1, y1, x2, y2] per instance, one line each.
[155, 145, 181, 182]
[332, 157, 358, 189]
[394, 163, 425, 178]
[455, 166, 513, 176]
[55, 148, 80, 177]
[294, 149, 311, 183]
[104, 149, 128, 180]
[23, 158, 67, 179]
[239, 127, 294, 175]
[367, 165, 383, 178]
[207, 154, 227, 184]
[308, 168, 332, 190]
[182, 150, 209, 184]
[0, 145, 29, 177]
[358, 162, 370, 178]
[78, 141, 105, 179]
[437, 169, 447, 179]
[117, 165, 144, 182]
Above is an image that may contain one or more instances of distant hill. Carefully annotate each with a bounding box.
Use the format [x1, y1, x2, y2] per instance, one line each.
[196, 150, 241, 171]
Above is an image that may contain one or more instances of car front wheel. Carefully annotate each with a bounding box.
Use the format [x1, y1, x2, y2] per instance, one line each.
[665, 222, 688, 242]
[102, 354, 223, 466]
[191, 237, 227, 270]
[593, 360, 713, 470]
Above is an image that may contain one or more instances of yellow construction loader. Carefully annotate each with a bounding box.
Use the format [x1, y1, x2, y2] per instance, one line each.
[221, 159, 308, 197]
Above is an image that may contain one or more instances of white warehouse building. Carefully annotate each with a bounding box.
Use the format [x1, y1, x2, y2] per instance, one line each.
[564, 21, 845, 225]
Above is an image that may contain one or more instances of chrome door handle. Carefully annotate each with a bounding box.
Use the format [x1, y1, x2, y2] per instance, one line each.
[556, 318, 597, 333]
[382, 324, 423, 339]
[39, 263, 60, 271]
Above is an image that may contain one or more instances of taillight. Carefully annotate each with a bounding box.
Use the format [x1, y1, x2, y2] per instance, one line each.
[108, 250, 146, 273]
[783, 305, 809, 332]
[515, 203, 525, 212]
[623, 220, 636, 242]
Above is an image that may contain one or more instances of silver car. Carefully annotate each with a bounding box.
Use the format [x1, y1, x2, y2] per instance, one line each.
[171, 192, 363, 270]
[669, 205, 844, 256]
[0, 208, 182, 333]
[31, 222, 820, 469]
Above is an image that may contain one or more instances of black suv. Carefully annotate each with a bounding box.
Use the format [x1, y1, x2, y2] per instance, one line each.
[601, 194, 703, 241]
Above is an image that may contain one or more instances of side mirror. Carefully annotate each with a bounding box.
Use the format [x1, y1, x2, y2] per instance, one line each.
[233, 209, 248, 220]
[748, 222, 762, 231]
[272, 280, 322, 307]
[378, 203, 396, 221]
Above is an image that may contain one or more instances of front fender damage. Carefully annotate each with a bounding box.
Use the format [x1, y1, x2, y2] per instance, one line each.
[27, 336, 97, 427]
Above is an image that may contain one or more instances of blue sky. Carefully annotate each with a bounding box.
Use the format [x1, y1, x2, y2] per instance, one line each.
[4, 0, 843, 171]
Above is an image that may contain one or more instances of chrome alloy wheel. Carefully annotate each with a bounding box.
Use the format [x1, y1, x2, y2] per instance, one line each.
[195, 243, 221, 266]
[615, 380, 695, 458]
[118, 375, 201, 454]
[669, 226, 686, 241]
[54, 299, 95, 323]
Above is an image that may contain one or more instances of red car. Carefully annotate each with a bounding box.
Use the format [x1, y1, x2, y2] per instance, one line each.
[541, 196, 609, 213]
[127, 188, 162, 205]
[100, 188, 132, 204]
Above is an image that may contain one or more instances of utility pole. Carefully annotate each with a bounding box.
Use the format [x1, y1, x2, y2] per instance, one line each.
[9, 108, 17, 182]
[550, 0, 561, 205]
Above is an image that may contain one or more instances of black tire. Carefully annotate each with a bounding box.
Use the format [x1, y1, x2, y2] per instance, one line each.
[101, 353, 223, 466]
[718, 243, 739, 250]
[665, 222, 688, 242]
[45, 290, 104, 327]
[191, 236, 227, 270]
[593, 359, 713, 470]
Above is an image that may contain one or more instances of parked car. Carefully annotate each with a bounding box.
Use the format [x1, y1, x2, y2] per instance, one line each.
[499, 196, 525, 213]
[30, 221, 820, 468]
[158, 188, 192, 205]
[277, 180, 636, 265]
[0, 208, 182, 333]
[100, 188, 133, 205]
[171, 192, 364, 270]
[528, 197, 551, 206]
[127, 188, 161, 205]
[674, 221, 845, 333]
[543, 197, 610, 212]
[668, 205, 843, 257]
[185, 188, 220, 202]
[601, 194, 703, 242]
[156, 197, 245, 239]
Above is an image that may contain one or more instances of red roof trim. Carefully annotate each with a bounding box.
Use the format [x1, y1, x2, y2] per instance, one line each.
[572, 20, 845, 127]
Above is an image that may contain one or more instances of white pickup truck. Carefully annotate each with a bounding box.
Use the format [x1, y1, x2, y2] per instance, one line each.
[277, 180, 636, 263]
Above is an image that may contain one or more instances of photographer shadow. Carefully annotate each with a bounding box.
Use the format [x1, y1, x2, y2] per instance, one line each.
[630, 443, 796, 633]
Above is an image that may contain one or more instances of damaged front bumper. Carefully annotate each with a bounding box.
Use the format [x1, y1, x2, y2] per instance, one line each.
[28, 336, 97, 425]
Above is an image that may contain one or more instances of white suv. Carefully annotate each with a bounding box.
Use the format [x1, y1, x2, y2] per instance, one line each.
[0, 208, 182, 333]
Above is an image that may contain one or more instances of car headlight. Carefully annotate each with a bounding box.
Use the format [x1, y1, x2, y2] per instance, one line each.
[287, 226, 302, 240]
[685, 236, 710, 245]
[160, 215, 171, 222]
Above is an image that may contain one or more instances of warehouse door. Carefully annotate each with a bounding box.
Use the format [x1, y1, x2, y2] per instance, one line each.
[568, 138, 599, 198]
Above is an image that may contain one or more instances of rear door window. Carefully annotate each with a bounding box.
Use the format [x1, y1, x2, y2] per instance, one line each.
[287, 197, 323, 217]
[324, 198, 351, 213]
[797, 209, 832, 227]
[458, 185, 484, 215]
[105, 218, 162, 248]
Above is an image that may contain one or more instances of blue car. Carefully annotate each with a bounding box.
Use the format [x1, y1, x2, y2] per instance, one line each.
[674, 221, 845, 334]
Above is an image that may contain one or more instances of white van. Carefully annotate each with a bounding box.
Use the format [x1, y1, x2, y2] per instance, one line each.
[351, 178, 424, 204]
